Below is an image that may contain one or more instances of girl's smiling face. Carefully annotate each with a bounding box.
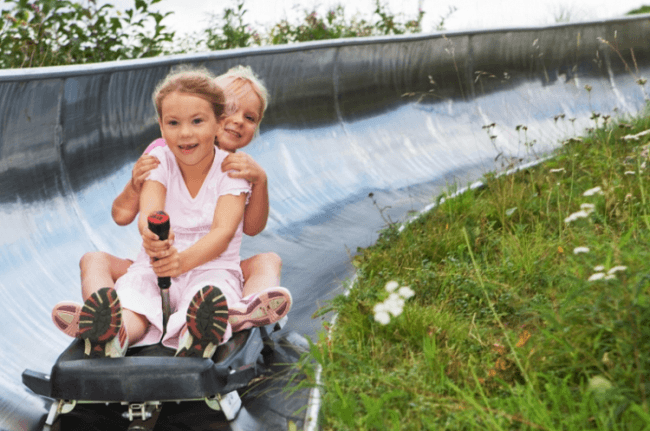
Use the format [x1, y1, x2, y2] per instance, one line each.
[159, 91, 221, 169]
[216, 79, 262, 153]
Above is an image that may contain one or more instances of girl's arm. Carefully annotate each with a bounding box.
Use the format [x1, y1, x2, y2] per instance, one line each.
[112, 181, 140, 226]
[221, 152, 269, 236]
[244, 178, 269, 236]
[244, 177, 269, 236]
[112, 154, 160, 226]
[151, 193, 247, 277]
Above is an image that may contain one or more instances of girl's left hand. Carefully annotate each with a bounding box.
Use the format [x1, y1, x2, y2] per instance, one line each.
[150, 246, 184, 278]
[221, 152, 267, 184]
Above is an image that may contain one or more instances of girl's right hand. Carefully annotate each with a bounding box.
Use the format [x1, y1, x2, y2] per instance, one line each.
[142, 226, 174, 260]
[131, 154, 160, 193]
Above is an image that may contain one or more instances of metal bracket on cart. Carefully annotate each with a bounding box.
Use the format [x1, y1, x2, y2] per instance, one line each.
[205, 390, 242, 421]
[122, 401, 162, 421]
[44, 399, 76, 428]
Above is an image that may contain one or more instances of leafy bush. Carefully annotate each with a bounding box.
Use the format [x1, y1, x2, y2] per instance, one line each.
[626, 5, 650, 15]
[202, 0, 260, 51]
[262, 0, 424, 45]
[178, 0, 427, 52]
[0, 0, 174, 68]
[0, 0, 435, 68]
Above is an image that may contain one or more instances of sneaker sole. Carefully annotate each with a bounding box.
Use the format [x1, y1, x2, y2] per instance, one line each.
[78, 287, 126, 358]
[229, 287, 292, 333]
[177, 285, 228, 358]
[51, 302, 82, 338]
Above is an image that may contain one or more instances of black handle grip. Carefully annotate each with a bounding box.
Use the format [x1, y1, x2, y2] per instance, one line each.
[147, 211, 171, 290]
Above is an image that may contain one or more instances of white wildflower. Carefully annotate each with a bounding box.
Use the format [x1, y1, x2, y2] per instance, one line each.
[564, 210, 590, 223]
[573, 246, 590, 254]
[605, 274, 617, 280]
[549, 168, 566, 173]
[385, 281, 399, 293]
[588, 273, 605, 281]
[594, 265, 605, 271]
[625, 171, 636, 175]
[623, 129, 650, 141]
[580, 203, 595, 213]
[607, 266, 627, 275]
[385, 303, 403, 318]
[385, 293, 405, 316]
[374, 310, 391, 325]
[506, 207, 517, 217]
[583, 186, 603, 196]
[398, 286, 415, 299]
[375, 283, 415, 324]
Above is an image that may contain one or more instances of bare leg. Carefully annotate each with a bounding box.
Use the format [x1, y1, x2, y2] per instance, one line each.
[239, 252, 282, 297]
[78, 251, 148, 344]
[229, 252, 290, 332]
[121, 311, 148, 345]
[79, 251, 132, 300]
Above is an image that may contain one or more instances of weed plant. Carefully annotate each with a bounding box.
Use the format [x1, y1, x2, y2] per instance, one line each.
[1, 0, 429, 68]
[179, 0, 426, 54]
[0, 0, 174, 68]
[304, 110, 650, 430]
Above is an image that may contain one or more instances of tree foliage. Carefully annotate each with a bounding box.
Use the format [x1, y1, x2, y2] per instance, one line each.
[0, 0, 174, 68]
[626, 5, 650, 15]
[0, 0, 432, 69]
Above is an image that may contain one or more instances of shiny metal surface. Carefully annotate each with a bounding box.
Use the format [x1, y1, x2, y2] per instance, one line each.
[2, 15, 650, 429]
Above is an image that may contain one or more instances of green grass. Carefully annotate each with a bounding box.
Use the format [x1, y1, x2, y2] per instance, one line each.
[300, 109, 650, 430]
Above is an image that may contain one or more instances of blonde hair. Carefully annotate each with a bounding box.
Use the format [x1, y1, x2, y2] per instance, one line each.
[153, 67, 226, 120]
[216, 65, 269, 126]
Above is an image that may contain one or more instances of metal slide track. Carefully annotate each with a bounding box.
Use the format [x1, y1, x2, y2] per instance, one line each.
[1, 15, 649, 430]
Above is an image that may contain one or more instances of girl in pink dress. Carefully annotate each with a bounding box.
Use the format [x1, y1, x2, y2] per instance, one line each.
[53, 67, 292, 358]
[78, 68, 262, 358]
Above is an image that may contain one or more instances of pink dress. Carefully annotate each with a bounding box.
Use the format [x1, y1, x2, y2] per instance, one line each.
[114, 144, 251, 349]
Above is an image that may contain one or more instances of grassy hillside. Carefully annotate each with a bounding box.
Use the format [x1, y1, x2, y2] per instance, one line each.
[305, 108, 650, 430]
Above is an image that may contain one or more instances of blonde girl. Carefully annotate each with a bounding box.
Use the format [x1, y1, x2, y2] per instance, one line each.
[77, 68, 271, 358]
[53, 67, 291, 358]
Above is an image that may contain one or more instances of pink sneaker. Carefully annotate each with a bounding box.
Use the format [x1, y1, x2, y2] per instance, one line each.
[228, 287, 292, 333]
[51, 301, 82, 338]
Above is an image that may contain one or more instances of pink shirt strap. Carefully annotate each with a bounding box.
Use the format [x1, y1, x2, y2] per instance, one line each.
[144, 138, 166, 155]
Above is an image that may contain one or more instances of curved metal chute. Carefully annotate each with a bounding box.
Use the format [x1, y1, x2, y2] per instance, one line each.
[1, 15, 649, 429]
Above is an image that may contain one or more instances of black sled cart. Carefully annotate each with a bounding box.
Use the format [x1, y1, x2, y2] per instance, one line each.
[22, 315, 309, 430]
[22, 213, 309, 430]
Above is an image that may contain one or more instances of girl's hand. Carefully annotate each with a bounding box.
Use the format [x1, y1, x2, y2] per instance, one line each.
[150, 246, 184, 278]
[142, 227, 175, 260]
[221, 152, 267, 184]
[131, 154, 160, 193]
